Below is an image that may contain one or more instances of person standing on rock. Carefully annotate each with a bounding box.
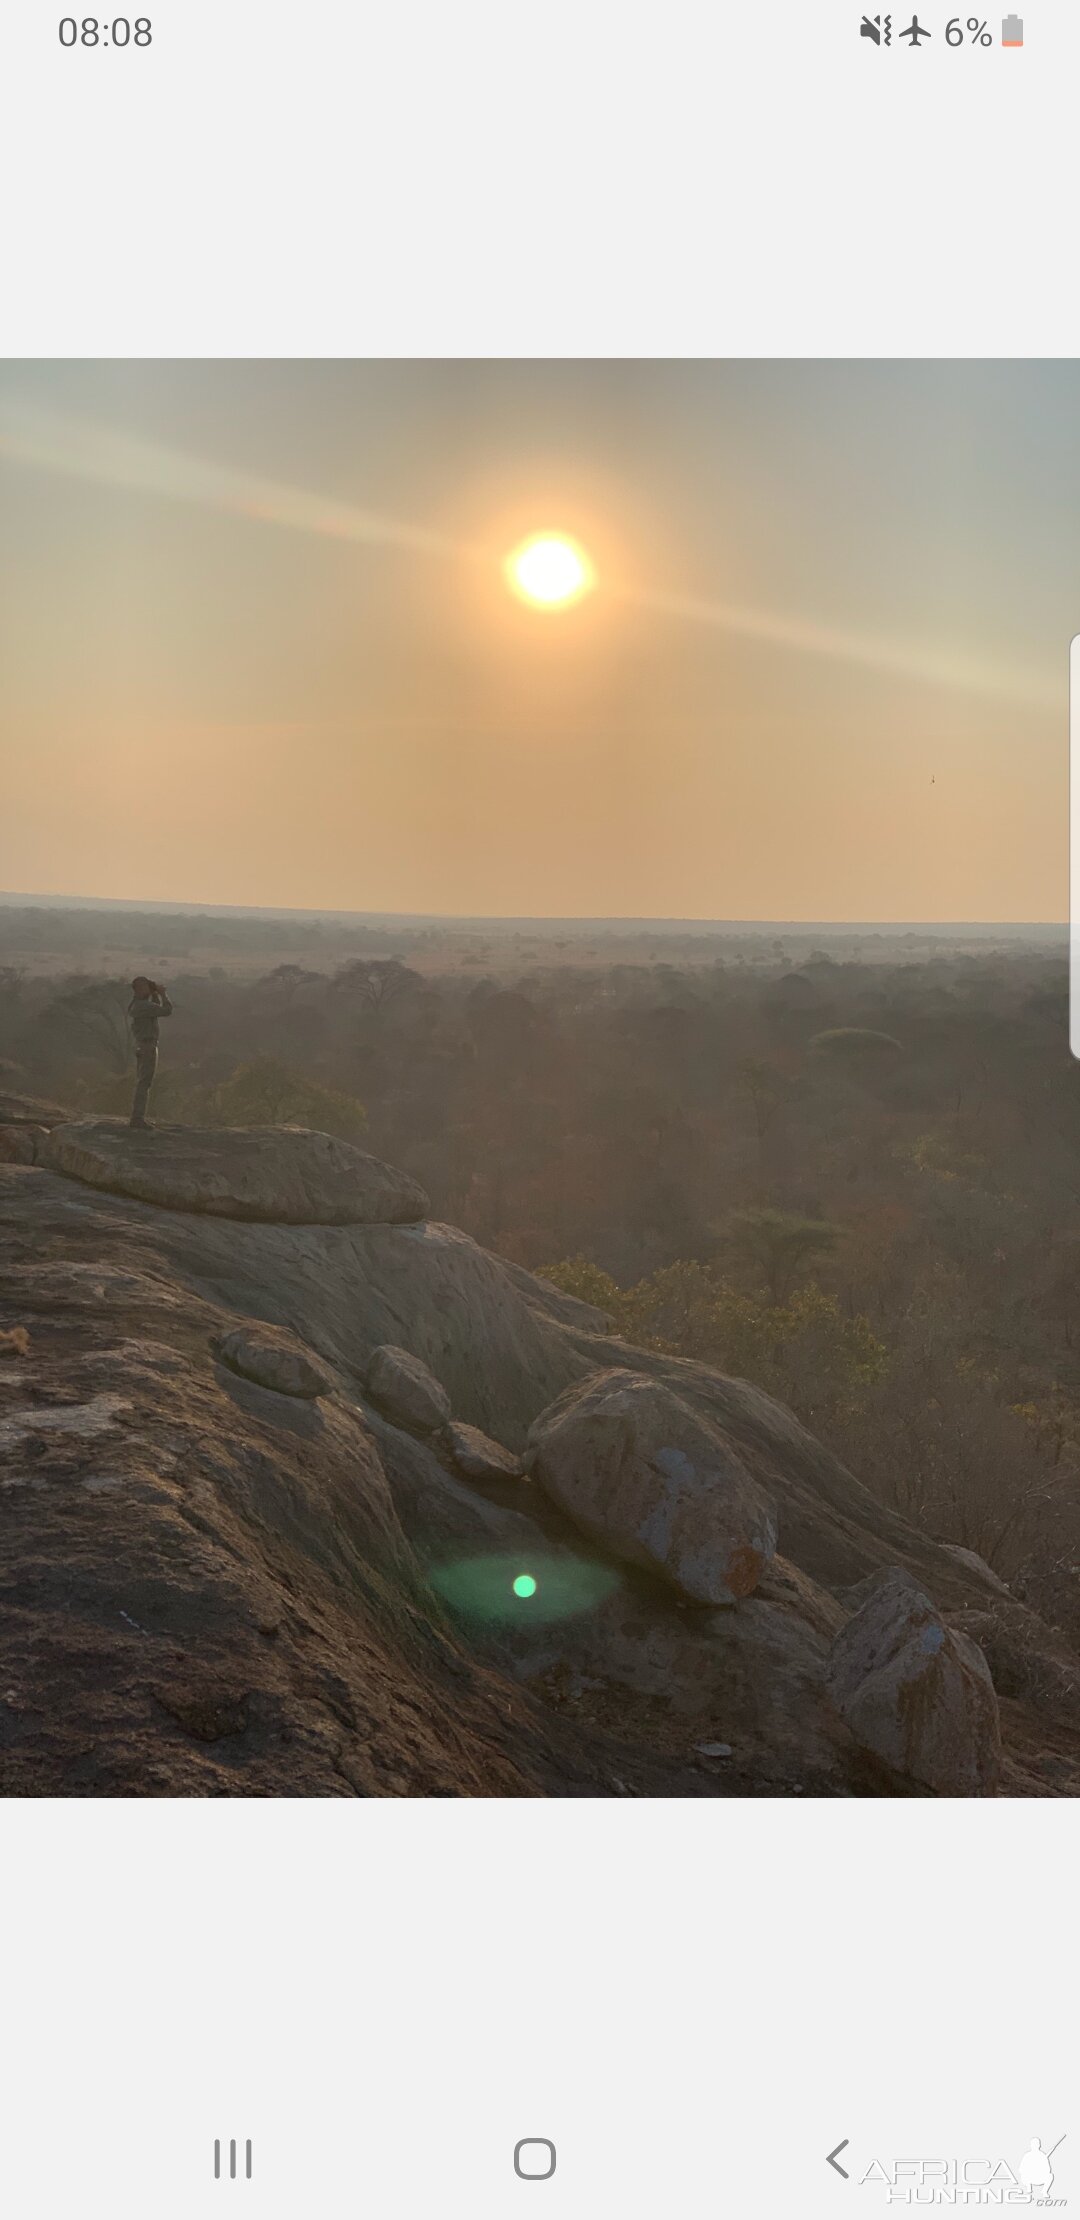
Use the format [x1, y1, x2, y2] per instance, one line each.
[128, 976, 172, 1130]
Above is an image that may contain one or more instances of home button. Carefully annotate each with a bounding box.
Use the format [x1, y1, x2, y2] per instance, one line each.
[515, 2139, 557, 2181]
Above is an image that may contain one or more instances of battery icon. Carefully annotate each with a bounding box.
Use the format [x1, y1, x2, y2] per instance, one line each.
[1002, 13, 1023, 42]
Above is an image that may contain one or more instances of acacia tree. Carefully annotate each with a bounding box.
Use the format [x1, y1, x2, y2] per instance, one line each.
[808, 1026, 904, 1064]
[331, 959, 424, 1012]
[46, 980, 131, 1076]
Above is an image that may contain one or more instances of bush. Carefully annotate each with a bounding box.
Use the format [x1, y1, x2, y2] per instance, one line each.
[541, 1254, 885, 1424]
[209, 1059, 368, 1140]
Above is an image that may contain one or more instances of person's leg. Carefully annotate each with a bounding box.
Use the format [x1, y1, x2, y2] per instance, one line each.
[130, 1046, 157, 1127]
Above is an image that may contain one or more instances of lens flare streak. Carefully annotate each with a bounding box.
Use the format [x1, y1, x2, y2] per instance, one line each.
[0, 394, 1053, 709]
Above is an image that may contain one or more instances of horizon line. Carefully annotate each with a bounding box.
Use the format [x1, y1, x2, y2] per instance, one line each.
[0, 890, 1064, 932]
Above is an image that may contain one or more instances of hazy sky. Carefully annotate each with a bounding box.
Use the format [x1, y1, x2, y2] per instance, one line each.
[0, 359, 1073, 920]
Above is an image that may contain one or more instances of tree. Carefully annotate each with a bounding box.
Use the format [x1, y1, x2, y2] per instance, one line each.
[727, 1207, 839, 1304]
[210, 1058, 367, 1140]
[809, 1026, 903, 1061]
[331, 959, 424, 1011]
[467, 988, 541, 1063]
[255, 964, 322, 1001]
[738, 1058, 792, 1140]
[540, 1254, 885, 1424]
[45, 980, 131, 1075]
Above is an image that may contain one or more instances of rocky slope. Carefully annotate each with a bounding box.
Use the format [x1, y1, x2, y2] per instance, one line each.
[3, 1111, 1079, 1798]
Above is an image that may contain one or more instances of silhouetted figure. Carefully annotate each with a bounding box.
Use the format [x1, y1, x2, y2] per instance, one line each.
[1018, 2141, 1054, 2198]
[128, 976, 172, 1130]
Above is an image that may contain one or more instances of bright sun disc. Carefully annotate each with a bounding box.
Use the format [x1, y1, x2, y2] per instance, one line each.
[505, 532, 594, 609]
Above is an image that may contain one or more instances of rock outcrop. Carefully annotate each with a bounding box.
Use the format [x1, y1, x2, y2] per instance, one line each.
[528, 1370, 778, 1605]
[40, 1119, 429, 1225]
[0, 1089, 69, 1129]
[0, 1127, 40, 1165]
[826, 1569, 1002, 1796]
[443, 1421, 524, 1485]
[364, 1344, 452, 1433]
[214, 1323, 333, 1400]
[2, 1116, 1078, 1798]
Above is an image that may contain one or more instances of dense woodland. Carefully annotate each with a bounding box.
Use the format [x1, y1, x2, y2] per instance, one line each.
[5, 905, 1080, 1637]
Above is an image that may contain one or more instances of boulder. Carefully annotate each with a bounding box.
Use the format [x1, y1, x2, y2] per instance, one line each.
[0, 1090, 69, 1129]
[40, 1120, 429, 1226]
[0, 1125, 40, 1165]
[369, 1406, 542, 1562]
[527, 1368, 778, 1605]
[443, 1421, 524, 1485]
[826, 1567, 1001, 1796]
[364, 1343, 451, 1433]
[214, 1324, 333, 1400]
[939, 1543, 1010, 1597]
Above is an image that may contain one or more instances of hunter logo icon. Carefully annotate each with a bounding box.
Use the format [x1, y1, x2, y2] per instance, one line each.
[1018, 2138, 1060, 2198]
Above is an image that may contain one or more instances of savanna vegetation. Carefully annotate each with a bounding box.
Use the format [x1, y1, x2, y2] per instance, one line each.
[4, 905, 1079, 1634]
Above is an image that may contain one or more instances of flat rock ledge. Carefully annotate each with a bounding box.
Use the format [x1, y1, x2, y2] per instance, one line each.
[39, 1119, 430, 1227]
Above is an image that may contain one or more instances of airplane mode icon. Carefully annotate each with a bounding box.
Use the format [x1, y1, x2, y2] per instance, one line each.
[899, 13, 931, 40]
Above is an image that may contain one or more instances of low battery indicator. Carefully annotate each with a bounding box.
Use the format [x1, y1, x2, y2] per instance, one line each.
[1002, 13, 1023, 43]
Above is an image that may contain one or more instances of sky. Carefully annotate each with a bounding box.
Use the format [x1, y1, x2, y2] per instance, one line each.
[0, 359, 1073, 921]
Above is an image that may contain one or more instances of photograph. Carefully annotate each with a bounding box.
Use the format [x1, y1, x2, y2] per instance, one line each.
[1, 357, 1077, 1800]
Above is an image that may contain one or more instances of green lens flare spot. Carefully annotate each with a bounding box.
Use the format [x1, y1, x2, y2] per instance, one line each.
[431, 1553, 619, 1626]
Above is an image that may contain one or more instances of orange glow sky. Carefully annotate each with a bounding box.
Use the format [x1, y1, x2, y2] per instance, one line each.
[0, 360, 1070, 921]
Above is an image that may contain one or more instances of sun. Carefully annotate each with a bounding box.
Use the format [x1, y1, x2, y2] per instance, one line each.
[505, 532, 595, 610]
